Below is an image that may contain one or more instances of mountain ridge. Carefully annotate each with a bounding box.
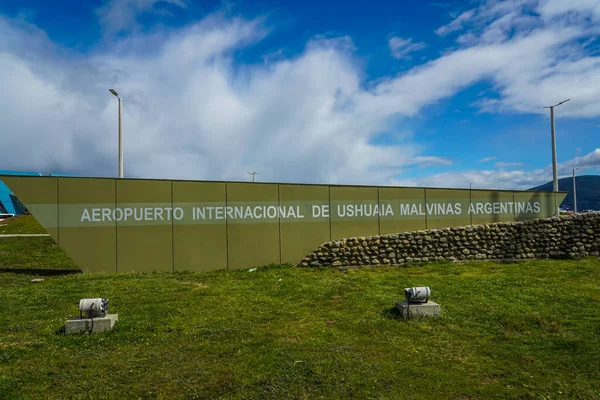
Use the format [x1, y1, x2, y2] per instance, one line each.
[528, 175, 600, 211]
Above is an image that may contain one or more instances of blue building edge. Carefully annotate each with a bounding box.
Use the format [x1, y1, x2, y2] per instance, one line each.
[0, 170, 78, 217]
[0, 170, 43, 217]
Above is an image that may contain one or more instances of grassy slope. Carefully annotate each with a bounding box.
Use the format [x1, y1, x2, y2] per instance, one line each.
[0, 215, 46, 235]
[1, 259, 599, 399]
[0, 216, 77, 271]
[0, 237, 78, 271]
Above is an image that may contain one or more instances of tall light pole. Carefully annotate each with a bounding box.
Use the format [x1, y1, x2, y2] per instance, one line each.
[573, 167, 580, 213]
[248, 172, 259, 182]
[469, 182, 473, 225]
[543, 98, 570, 216]
[109, 89, 123, 178]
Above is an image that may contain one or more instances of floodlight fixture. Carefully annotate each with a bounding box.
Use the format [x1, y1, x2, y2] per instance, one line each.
[79, 298, 109, 319]
[404, 286, 430, 304]
[543, 98, 570, 109]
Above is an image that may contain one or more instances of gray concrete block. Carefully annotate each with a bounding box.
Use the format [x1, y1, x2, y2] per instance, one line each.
[65, 314, 118, 334]
[396, 301, 440, 319]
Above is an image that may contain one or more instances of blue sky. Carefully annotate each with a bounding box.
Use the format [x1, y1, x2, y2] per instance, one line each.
[0, 0, 599, 189]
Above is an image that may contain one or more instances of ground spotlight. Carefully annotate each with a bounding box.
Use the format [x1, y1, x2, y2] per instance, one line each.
[397, 286, 439, 319]
[78, 298, 109, 318]
[404, 286, 430, 304]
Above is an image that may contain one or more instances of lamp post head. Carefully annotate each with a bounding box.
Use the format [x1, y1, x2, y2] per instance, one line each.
[109, 89, 120, 98]
[543, 98, 570, 108]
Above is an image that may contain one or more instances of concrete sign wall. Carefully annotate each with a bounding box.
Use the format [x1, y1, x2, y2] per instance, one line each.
[0, 175, 567, 273]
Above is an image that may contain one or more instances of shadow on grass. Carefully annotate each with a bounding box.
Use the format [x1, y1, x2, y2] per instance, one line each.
[381, 306, 403, 320]
[0, 268, 82, 276]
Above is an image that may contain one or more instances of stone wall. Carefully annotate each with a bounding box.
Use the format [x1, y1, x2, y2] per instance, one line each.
[299, 212, 600, 267]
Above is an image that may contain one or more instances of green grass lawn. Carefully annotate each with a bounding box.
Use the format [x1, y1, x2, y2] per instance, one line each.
[0, 215, 77, 272]
[0, 237, 78, 272]
[0, 216, 599, 399]
[1, 246, 599, 398]
[0, 215, 46, 235]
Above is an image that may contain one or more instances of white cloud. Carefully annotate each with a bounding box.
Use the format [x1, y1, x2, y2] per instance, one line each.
[494, 161, 524, 168]
[537, 0, 600, 22]
[1, 0, 600, 187]
[357, 27, 587, 119]
[96, 0, 186, 36]
[262, 48, 284, 64]
[438, 0, 540, 41]
[478, 156, 496, 163]
[409, 156, 454, 168]
[433, 0, 600, 118]
[567, 148, 600, 170]
[395, 148, 600, 190]
[435, 9, 475, 36]
[0, 14, 420, 184]
[388, 36, 426, 59]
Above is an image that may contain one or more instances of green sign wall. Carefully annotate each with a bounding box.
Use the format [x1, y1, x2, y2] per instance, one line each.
[0, 176, 567, 273]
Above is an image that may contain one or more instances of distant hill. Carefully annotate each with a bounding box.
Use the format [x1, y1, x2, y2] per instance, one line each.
[529, 175, 600, 211]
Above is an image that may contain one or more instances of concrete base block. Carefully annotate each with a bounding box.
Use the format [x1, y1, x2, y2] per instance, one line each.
[396, 301, 440, 319]
[65, 314, 118, 334]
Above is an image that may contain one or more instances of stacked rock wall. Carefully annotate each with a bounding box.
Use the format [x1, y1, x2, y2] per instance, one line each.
[299, 212, 600, 267]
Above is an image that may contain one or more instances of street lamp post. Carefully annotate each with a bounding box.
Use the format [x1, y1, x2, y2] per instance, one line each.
[109, 89, 123, 179]
[543, 98, 570, 216]
[469, 182, 473, 226]
[573, 167, 580, 213]
[248, 172, 259, 182]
